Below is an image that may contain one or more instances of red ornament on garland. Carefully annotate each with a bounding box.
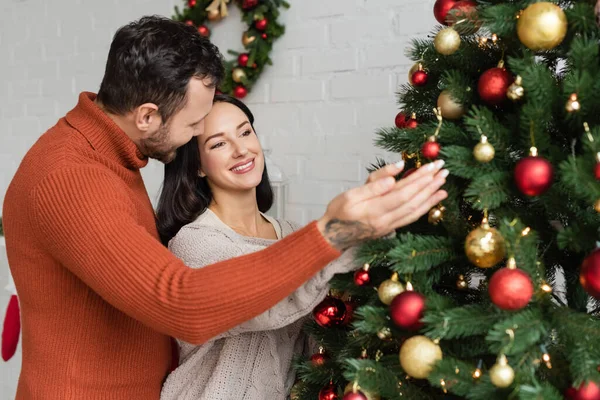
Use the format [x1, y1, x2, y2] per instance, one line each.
[188, 0, 197, 7]
[395, 112, 408, 128]
[319, 383, 339, 400]
[580, 248, 600, 299]
[313, 297, 347, 328]
[390, 290, 425, 331]
[343, 392, 368, 400]
[242, 0, 259, 10]
[514, 148, 554, 196]
[595, 153, 600, 180]
[197, 25, 210, 38]
[411, 70, 429, 87]
[406, 114, 418, 129]
[478, 63, 513, 105]
[185, 20, 194, 26]
[488, 259, 534, 310]
[255, 18, 268, 31]
[310, 350, 329, 366]
[565, 381, 600, 400]
[354, 264, 371, 286]
[238, 53, 250, 67]
[233, 85, 248, 99]
[261, 33, 268, 39]
[422, 136, 441, 159]
[433, 0, 460, 24]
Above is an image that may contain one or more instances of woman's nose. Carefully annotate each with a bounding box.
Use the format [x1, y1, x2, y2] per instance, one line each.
[233, 142, 249, 157]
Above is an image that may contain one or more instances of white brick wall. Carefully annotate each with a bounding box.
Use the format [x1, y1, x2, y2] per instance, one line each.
[0, 0, 436, 396]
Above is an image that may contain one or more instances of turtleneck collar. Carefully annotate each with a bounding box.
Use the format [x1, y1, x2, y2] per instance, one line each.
[65, 92, 149, 170]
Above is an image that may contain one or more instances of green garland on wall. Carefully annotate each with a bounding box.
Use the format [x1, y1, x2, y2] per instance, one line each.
[173, 0, 289, 99]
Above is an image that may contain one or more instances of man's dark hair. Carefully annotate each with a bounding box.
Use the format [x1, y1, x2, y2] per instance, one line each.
[96, 15, 224, 122]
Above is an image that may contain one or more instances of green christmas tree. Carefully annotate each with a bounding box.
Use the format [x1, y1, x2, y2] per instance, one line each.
[294, 1, 600, 399]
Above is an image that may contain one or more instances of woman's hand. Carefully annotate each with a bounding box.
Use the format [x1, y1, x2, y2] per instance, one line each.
[316, 160, 448, 251]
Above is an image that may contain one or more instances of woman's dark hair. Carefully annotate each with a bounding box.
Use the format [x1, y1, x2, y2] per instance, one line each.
[96, 15, 224, 123]
[156, 94, 274, 245]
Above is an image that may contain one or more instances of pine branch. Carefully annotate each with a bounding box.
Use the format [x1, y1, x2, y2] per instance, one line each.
[485, 309, 548, 356]
[517, 382, 564, 400]
[464, 171, 511, 210]
[422, 304, 503, 340]
[428, 357, 480, 397]
[387, 233, 457, 274]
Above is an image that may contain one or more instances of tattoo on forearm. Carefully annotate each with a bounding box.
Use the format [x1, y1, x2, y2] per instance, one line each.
[324, 219, 376, 250]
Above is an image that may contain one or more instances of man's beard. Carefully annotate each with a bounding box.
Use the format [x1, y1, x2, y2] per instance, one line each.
[140, 123, 177, 164]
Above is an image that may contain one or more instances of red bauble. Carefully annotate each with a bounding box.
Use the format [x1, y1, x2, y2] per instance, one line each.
[198, 25, 210, 38]
[514, 156, 554, 196]
[565, 381, 600, 400]
[411, 70, 429, 87]
[595, 162, 600, 180]
[448, 0, 479, 28]
[580, 249, 600, 299]
[406, 117, 418, 129]
[261, 33, 268, 39]
[233, 85, 248, 99]
[343, 392, 368, 400]
[433, 0, 460, 24]
[255, 18, 268, 31]
[395, 112, 408, 128]
[422, 138, 441, 159]
[242, 0, 259, 9]
[354, 269, 370, 286]
[488, 268, 534, 310]
[238, 53, 250, 67]
[389, 291, 425, 331]
[185, 20, 194, 26]
[313, 297, 347, 328]
[319, 383, 339, 400]
[188, 0, 197, 7]
[478, 67, 513, 105]
[310, 352, 329, 366]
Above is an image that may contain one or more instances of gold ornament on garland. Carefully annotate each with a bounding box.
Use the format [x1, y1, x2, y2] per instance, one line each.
[465, 213, 506, 268]
[565, 93, 581, 113]
[473, 135, 495, 163]
[456, 274, 467, 290]
[507, 75, 524, 101]
[399, 335, 443, 379]
[489, 354, 515, 388]
[434, 27, 461, 55]
[242, 31, 257, 46]
[205, 0, 230, 18]
[428, 204, 446, 225]
[344, 382, 381, 400]
[377, 273, 405, 305]
[437, 90, 465, 120]
[232, 68, 247, 83]
[516, 2, 567, 51]
[207, 8, 222, 21]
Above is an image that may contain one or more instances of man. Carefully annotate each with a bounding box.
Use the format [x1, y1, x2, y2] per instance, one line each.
[2, 16, 448, 399]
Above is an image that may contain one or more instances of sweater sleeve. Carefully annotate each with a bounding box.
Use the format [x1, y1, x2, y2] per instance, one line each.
[169, 223, 359, 339]
[30, 166, 340, 344]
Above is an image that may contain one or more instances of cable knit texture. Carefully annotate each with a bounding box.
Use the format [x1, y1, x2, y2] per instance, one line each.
[160, 209, 357, 400]
[1, 92, 341, 400]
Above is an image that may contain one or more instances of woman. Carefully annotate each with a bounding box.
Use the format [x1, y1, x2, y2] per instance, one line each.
[156, 94, 359, 400]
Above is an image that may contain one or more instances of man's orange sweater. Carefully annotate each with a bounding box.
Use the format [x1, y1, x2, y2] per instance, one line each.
[2, 92, 340, 399]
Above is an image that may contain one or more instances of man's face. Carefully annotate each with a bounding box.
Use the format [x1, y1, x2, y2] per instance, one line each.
[140, 77, 215, 163]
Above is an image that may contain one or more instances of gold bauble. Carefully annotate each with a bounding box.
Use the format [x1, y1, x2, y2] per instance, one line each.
[437, 90, 465, 120]
[378, 277, 405, 305]
[565, 93, 581, 113]
[242, 31, 256, 46]
[434, 28, 461, 55]
[428, 205, 446, 225]
[344, 382, 381, 400]
[207, 8, 222, 21]
[465, 220, 505, 268]
[489, 355, 515, 388]
[507, 75, 524, 101]
[595, 198, 600, 213]
[473, 136, 495, 163]
[456, 274, 467, 290]
[517, 2, 567, 51]
[399, 335, 443, 379]
[232, 68, 247, 83]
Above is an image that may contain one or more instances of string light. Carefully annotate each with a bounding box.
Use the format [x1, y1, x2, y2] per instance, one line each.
[440, 379, 448, 393]
[472, 360, 483, 379]
[541, 281, 552, 293]
[541, 345, 552, 369]
[521, 227, 531, 236]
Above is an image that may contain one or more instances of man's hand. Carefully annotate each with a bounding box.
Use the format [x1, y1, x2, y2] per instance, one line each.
[316, 160, 448, 251]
